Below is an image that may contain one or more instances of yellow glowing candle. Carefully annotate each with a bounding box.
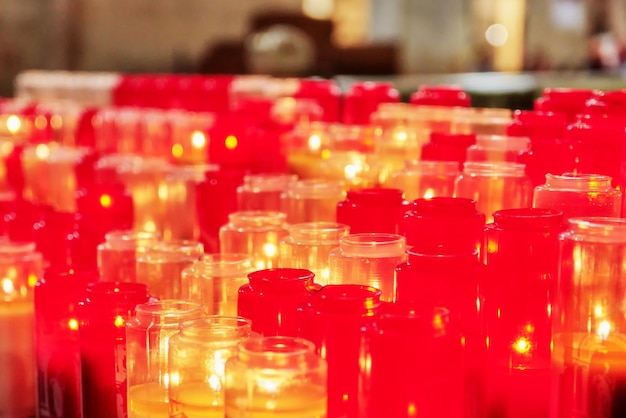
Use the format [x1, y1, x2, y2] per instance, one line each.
[126, 300, 204, 418]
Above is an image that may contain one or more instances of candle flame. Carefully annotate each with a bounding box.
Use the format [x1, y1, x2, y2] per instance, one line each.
[191, 131, 207, 149]
[422, 188, 435, 199]
[308, 134, 321, 152]
[100, 194, 112, 208]
[68, 318, 79, 331]
[6, 115, 21, 134]
[1, 278, 14, 294]
[225, 135, 238, 150]
[172, 143, 184, 158]
[513, 337, 531, 355]
[597, 320, 611, 341]
[35, 144, 50, 160]
[114, 315, 125, 328]
[208, 374, 221, 391]
[263, 243, 277, 258]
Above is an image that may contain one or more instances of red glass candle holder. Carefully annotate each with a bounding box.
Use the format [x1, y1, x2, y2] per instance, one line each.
[195, 168, 246, 253]
[360, 303, 465, 418]
[483, 208, 563, 418]
[294, 78, 341, 122]
[79, 282, 150, 418]
[35, 267, 99, 418]
[336, 188, 407, 234]
[403, 197, 486, 255]
[533, 88, 596, 121]
[237, 268, 320, 337]
[298, 284, 381, 418]
[73, 183, 134, 271]
[421, 132, 476, 169]
[342, 81, 400, 125]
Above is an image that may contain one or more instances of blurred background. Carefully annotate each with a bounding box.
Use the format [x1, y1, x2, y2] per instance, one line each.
[2, 0, 626, 97]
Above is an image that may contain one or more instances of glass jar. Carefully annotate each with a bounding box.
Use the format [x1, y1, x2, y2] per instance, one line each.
[238, 268, 320, 337]
[465, 134, 530, 163]
[236, 173, 298, 211]
[168, 316, 254, 418]
[106, 156, 174, 233]
[35, 267, 98, 418]
[280, 222, 350, 286]
[224, 336, 327, 417]
[97, 230, 160, 283]
[281, 179, 345, 224]
[219, 211, 289, 270]
[533, 173, 622, 220]
[79, 282, 150, 418]
[328, 233, 406, 302]
[484, 208, 563, 418]
[0, 240, 43, 418]
[74, 183, 134, 271]
[195, 168, 246, 253]
[162, 164, 215, 241]
[318, 150, 378, 188]
[455, 162, 533, 223]
[420, 132, 476, 169]
[403, 197, 486, 255]
[336, 188, 407, 234]
[360, 304, 464, 418]
[552, 218, 626, 418]
[126, 300, 204, 418]
[388, 160, 459, 201]
[135, 240, 204, 300]
[298, 284, 381, 418]
[181, 253, 254, 316]
[451, 107, 512, 136]
[342, 81, 400, 125]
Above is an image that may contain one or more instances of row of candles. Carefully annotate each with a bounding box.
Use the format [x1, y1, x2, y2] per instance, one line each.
[1, 72, 626, 418]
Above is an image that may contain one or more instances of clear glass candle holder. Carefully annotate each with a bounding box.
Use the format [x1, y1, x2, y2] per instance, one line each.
[533, 173, 623, 220]
[97, 230, 160, 283]
[281, 179, 345, 224]
[455, 162, 533, 223]
[219, 211, 289, 270]
[181, 253, 254, 316]
[237, 173, 298, 212]
[163, 164, 216, 241]
[224, 336, 327, 417]
[328, 233, 406, 302]
[135, 240, 204, 300]
[552, 218, 626, 418]
[126, 300, 205, 418]
[168, 316, 255, 418]
[389, 160, 459, 201]
[280, 222, 350, 286]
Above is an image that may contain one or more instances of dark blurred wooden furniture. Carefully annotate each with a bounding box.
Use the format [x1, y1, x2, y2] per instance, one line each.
[197, 11, 398, 77]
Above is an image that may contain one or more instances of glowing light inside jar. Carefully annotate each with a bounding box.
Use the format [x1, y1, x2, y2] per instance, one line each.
[191, 131, 206, 149]
[225, 135, 238, 150]
[308, 134, 321, 152]
[513, 337, 531, 355]
[172, 143, 184, 158]
[597, 320, 611, 341]
[6, 115, 21, 134]
[35, 144, 50, 160]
